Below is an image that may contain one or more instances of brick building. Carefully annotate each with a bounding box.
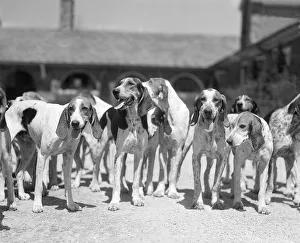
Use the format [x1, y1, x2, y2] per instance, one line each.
[0, 0, 238, 110]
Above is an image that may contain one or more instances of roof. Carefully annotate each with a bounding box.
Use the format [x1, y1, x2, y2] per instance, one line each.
[0, 28, 239, 69]
[208, 21, 300, 71]
[250, 15, 297, 43]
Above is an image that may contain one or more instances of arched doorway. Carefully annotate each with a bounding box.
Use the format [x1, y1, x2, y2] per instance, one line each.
[170, 73, 204, 113]
[61, 72, 96, 90]
[5, 70, 36, 100]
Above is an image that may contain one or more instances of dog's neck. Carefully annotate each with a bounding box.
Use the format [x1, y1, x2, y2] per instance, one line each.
[126, 103, 141, 124]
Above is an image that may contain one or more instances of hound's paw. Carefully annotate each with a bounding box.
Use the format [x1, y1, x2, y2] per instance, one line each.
[166, 190, 180, 199]
[139, 188, 145, 199]
[293, 195, 300, 207]
[71, 181, 80, 189]
[233, 201, 244, 211]
[132, 198, 144, 207]
[18, 193, 31, 200]
[108, 203, 120, 211]
[265, 195, 272, 205]
[258, 206, 270, 215]
[32, 204, 44, 213]
[7, 201, 17, 211]
[191, 202, 204, 210]
[0, 194, 5, 202]
[241, 181, 247, 192]
[50, 185, 59, 191]
[212, 201, 224, 210]
[284, 190, 294, 199]
[67, 202, 82, 212]
[145, 184, 154, 196]
[153, 188, 165, 198]
[89, 183, 101, 192]
[203, 191, 212, 199]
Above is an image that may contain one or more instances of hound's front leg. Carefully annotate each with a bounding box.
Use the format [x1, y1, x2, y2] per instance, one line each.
[191, 153, 204, 210]
[145, 150, 156, 196]
[132, 153, 145, 206]
[153, 146, 168, 197]
[293, 152, 300, 206]
[2, 152, 17, 210]
[257, 156, 270, 214]
[108, 152, 126, 211]
[232, 154, 244, 211]
[211, 150, 229, 210]
[167, 148, 182, 199]
[0, 170, 5, 202]
[32, 150, 47, 213]
[62, 151, 82, 212]
[49, 155, 59, 190]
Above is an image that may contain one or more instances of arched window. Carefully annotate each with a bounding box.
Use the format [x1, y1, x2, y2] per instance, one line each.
[4, 70, 36, 100]
[171, 73, 204, 92]
[61, 72, 96, 90]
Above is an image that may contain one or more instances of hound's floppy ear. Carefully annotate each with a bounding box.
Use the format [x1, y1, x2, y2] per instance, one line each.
[0, 89, 7, 131]
[251, 100, 260, 115]
[151, 107, 172, 135]
[288, 96, 300, 115]
[89, 107, 103, 139]
[190, 95, 200, 126]
[219, 94, 229, 127]
[138, 85, 154, 117]
[56, 107, 70, 139]
[249, 116, 264, 151]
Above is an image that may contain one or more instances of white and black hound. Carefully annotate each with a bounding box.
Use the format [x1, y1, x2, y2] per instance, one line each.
[100, 77, 155, 211]
[5, 94, 102, 212]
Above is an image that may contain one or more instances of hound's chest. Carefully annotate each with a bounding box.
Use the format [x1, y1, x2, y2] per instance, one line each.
[193, 130, 224, 158]
[116, 121, 148, 153]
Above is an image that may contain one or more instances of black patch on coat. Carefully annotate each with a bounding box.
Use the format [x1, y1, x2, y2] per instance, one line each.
[21, 108, 37, 131]
[0, 114, 6, 131]
[100, 107, 128, 141]
[141, 115, 148, 131]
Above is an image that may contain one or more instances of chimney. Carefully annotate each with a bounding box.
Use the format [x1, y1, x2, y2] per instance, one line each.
[60, 0, 74, 30]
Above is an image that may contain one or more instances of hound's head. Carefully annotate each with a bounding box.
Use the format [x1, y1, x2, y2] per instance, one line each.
[56, 95, 102, 140]
[15, 91, 47, 102]
[142, 78, 170, 112]
[190, 88, 229, 132]
[226, 112, 264, 152]
[231, 95, 259, 114]
[112, 77, 153, 116]
[0, 87, 7, 130]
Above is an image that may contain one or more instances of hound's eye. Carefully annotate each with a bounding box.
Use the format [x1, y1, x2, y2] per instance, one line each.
[200, 97, 206, 102]
[128, 81, 135, 86]
[82, 107, 89, 113]
[239, 124, 246, 129]
[213, 98, 219, 102]
[69, 106, 74, 112]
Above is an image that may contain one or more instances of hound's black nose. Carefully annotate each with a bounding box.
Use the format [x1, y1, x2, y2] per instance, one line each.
[226, 138, 233, 146]
[71, 120, 80, 128]
[237, 102, 243, 108]
[203, 108, 212, 117]
[112, 89, 120, 99]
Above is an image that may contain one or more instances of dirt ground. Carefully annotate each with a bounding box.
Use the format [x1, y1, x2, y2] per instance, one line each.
[1, 150, 300, 243]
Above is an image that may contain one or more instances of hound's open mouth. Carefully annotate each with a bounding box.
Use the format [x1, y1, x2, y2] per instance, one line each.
[114, 96, 135, 110]
[201, 115, 216, 132]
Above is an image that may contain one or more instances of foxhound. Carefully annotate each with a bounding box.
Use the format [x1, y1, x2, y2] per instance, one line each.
[227, 112, 273, 214]
[71, 92, 114, 192]
[227, 94, 261, 190]
[5, 94, 102, 212]
[142, 78, 189, 198]
[190, 88, 230, 210]
[268, 94, 300, 206]
[0, 87, 17, 210]
[100, 77, 155, 211]
[230, 95, 259, 114]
